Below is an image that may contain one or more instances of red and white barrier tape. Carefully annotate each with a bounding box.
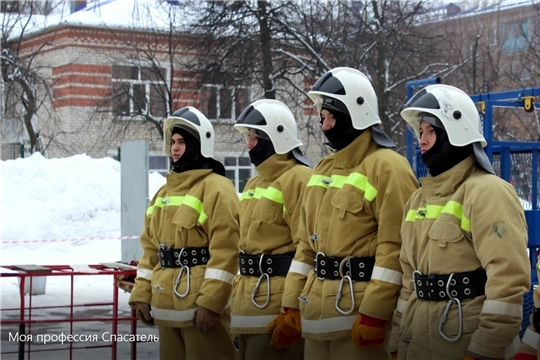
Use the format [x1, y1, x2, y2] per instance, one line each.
[2, 235, 140, 245]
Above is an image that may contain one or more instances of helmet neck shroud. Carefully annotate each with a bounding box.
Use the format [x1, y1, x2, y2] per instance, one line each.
[422, 125, 473, 177]
[171, 127, 209, 173]
[322, 106, 363, 151]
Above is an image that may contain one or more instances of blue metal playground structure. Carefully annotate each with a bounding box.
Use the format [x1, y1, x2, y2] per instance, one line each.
[405, 79, 540, 336]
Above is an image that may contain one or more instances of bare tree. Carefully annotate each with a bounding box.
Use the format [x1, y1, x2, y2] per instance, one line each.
[1, 1, 61, 155]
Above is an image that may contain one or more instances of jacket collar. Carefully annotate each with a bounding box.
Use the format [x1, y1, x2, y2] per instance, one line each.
[166, 169, 213, 190]
[419, 155, 477, 196]
[256, 153, 298, 181]
[333, 128, 379, 169]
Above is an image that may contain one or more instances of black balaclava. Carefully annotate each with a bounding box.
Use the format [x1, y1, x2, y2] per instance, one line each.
[248, 130, 276, 167]
[422, 124, 473, 177]
[170, 127, 209, 173]
[322, 108, 363, 151]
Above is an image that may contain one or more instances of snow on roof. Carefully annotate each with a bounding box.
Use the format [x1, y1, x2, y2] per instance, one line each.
[5, 0, 201, 41]
[425, 0, 540, 22]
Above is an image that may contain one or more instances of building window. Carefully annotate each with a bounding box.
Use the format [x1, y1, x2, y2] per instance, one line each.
[112, 65, 167, 119]
[500, 21, 529, 53]
[149, 155, 169, 176]
[201, 85, 250, 122]
[224, 156, 253, 193]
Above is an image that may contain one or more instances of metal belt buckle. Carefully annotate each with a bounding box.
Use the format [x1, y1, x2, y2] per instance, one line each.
[412, 269, 423, 299]
[315, 252, 326, 280]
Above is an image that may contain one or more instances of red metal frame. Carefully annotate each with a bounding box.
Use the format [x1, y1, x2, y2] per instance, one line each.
[0, 264, 139, 360]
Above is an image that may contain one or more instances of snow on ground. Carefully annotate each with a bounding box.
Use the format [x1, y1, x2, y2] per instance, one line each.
[1, 153, 166, 360]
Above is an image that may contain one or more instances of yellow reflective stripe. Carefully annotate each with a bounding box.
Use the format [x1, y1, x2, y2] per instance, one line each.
[344, 173, 377, 201]
[405, 200, 471, 231]
[146, 196, 185, 215]
[253, 187, 266, 199]
[405, 209, 417, 222]
[442, 201, 471, 231]
[329, 175, 347, 188]
[262, 186, 286, 212]
[308, 175, 331, 188]
[240, 189, 255, 201]
[183, 195, 207, 223]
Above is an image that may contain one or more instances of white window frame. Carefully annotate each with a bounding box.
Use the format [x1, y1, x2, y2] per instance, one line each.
[220, 153, 254, 193]
[112, 65, 168, 120]
[201, 84, 251, 124]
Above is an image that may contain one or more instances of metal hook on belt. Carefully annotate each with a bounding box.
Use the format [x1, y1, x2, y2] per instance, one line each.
[251, 254, 271, 309]
[438, 273, 462, 342]
[335, 256, 355, 316]
[173, 247, 190, 298]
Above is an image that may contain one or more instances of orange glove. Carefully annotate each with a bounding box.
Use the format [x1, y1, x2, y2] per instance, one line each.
[266, 308, 302, 349]
[351, 313, 386, 347]
[131, 301, 154, 326]
[514, 354, 537, 360]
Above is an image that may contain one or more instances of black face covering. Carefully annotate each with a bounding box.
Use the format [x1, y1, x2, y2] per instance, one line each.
[422, 125, 473, 177]
[248, 134, 275, 167]
[170, 127, 209, 173]
[322, 108, 363, 151]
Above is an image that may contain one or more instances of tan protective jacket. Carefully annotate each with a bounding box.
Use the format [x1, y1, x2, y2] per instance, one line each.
[129, 169, 240, 328]
[230, 153, 312, 334]
[517, 265, 540, 359]
[397, 156, 530, 359]
[282, 129, 418, 341]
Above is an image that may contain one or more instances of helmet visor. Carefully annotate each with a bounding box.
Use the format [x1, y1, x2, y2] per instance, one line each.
[311, 72, 346, 95]
[236, 105, 267, 126]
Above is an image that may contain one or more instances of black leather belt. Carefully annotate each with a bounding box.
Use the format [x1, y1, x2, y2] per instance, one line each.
[239, 252, 294, 277]
[315, 254, 375, 281]
[414, 270, 487, 301]
[159, 246, 209, 268]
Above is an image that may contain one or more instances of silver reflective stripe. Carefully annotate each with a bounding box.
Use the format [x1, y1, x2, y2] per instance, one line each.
[504, 334, 521, 359]
[481, 300, 523, 318]
[137, 268, 153, 280]
[152, 307, 196, 322]
[371, 266, 402, 286]
[522, 328, 540, 349]
[301, 314, 357, 333]
[396, 297, 408, 314]
[289, 260, 313, 276]
[205, 268, 236, 284]
[230, 315, 276, 329]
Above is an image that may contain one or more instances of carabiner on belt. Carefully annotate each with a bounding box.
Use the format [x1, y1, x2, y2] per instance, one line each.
[173, 247, 190, 298]
[251, 254, 271, 309]
[438, 273, 462, 342]
[335, 256, 355, 316]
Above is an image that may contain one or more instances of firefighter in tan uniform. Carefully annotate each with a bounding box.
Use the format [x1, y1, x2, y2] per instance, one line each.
[230, 99, 312, 360]
[397, 84, 530, 360]
[515, 264, 540, 360]
[129, 107, 240, 360]
[273, 67, 418, 359]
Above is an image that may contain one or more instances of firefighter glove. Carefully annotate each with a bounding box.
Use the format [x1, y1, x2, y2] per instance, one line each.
[351, 313, 386, 348]
[266, 308, 302, 349]
[192, 306, 221, 332]
[132, 302, 154, 326]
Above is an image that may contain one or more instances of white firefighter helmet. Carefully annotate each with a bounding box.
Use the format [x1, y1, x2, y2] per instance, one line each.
[234, 99, 311, 167]
[163, 106, 215, 158]
[308, 67, 381, 130]
[401, 84, 494, 174]
[234, 99, 302, 154]
[401, 84, 486, 147]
